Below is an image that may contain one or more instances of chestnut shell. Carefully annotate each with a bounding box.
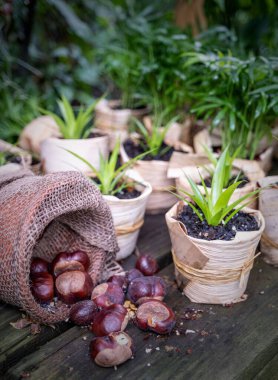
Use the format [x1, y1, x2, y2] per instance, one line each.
[30, 258, 49, 277]
[136, 300, 175, 334]
[135, 255, 159, 276]
[31, 272, 54, 303]
[55, 270, 93, 305]
[90, 304, 129, 337]
[69, 300, 98, 326]
[127, 276, 166, 305]
[91, 283, 125, 308]
[51, 251, 90, 277]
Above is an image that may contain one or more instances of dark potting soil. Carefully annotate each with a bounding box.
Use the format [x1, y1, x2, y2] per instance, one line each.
[2, 152, 22, 164]
[177, 205, 259, 241]
[115, 187, 141, 200]
[123, 138, 174, 161]
[198, 175, 250, 189]
[88, 132, 105, 138]
[110, 103, 147, 111]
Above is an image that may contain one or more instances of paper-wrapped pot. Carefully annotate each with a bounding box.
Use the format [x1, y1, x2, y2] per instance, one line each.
[165, 202, 265, 304]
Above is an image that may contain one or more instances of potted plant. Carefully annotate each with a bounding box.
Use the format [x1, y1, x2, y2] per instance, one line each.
[185, 53, 278, 176]
[0, 139, 32, 175]
[165, 148, 264, 304]
[121, 107, 192, 214]
[40, 96, 109, 173]
[259, 176, 278, 266]
[67, 140, 152, 260]
[176, 146, 258, 209]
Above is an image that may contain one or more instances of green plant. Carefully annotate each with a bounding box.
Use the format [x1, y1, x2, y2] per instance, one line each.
[203, 144, 242, 188]
[174, 147, 259, 226]
[133, 109, 178, 157]
[185, 52, 278, 159]
[41, 95, 100, 139]
[66, 140, 147, 195]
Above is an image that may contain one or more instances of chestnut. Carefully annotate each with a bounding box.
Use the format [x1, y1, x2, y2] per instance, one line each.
[136, 300, 175, 334]
[55, 270, 93, 304]
[69, 300, 98, 326]
[30, 257, 49, 277]
[51, 251, 90, 277]
[125, 268, 144, 284]
[90, 304, 129, 337]
[90, 332, 133, 367]
[135, 255, 159, 276]
[108, 275, 128, 292]
[31, 272, 54, 303]
[91, 283, 125, 309]
[127, 276, 166, 305]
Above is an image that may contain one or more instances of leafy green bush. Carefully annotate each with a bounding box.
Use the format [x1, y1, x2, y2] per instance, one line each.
[185, 52, 278, 159]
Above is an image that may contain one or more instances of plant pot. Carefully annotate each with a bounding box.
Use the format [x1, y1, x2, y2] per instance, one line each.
[40, 133, 109, 173]
[103, 181, 152, 260]
[0, 139, 32, 175]
[259, 176, 278, 266]
[165, 202, 265, 304]
[95, 99, 149, 150]
[19, 116, 60, 154]
[176, 167, 258, 209]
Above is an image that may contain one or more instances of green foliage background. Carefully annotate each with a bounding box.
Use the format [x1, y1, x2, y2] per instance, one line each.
[0, 0, 277, 143]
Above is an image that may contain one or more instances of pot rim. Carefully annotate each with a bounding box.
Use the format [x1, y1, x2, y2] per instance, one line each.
[166, 201, 265, 246]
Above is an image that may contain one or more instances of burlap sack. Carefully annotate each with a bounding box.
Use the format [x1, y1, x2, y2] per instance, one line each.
[0, 170, 119, 324]
[259, 176, 278, 266]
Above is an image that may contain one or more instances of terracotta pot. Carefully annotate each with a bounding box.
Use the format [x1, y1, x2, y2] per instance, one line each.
[166, 202, 265, 304]
[40, 133, 109, 173]
[104, 181, 152, 260]
[259, 176, 278, 266]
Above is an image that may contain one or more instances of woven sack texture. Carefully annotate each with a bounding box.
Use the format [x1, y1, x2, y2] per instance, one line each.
[0, 169, 119, 324]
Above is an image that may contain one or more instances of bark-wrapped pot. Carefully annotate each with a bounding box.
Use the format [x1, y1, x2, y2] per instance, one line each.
[95, 99, 149, 150]
[165, 202, 265, 304]
[40, 132, 109, 173]
[259, 176, 278, 266]
[103, 181, 152, 260]
[19, 116, 60, 154]
[0, 139, 32, 174]
[0, 170, 119, 324]
[121, 137, 192, 215]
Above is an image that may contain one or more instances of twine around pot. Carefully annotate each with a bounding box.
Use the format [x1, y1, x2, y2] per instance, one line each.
[0, 170, 119, 324]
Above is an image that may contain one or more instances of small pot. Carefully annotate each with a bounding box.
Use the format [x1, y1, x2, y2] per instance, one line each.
[165, 202, 265, 304]
[103, 181, 152, 260]
[95, 99, 149, 150]
[259, 176, 278, 266]
[176, 167, 258, 209]
[40, 133, 109, 173]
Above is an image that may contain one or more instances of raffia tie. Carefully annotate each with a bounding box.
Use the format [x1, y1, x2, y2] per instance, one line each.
[261, 233, 278, 249]
[115, 219, 144, 236]
[172, 250, 261, 288]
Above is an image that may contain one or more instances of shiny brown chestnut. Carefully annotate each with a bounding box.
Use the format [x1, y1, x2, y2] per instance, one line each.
[51, 251, 90, 277]
[91, 283, 125, 309]
[90, 304, 129, 337]
[69, 300, 98, 326]
[31, 272, 54, 303]
[136, 300, 175, 334]
[108, 275, 128, 292]
[30, 257, 49, 277]
[135, 255, 159, 276]
[125, 268, 144, 284]
[90, 332, 133, 367]
[127, 276, 166, 305]
[55, 270, 93, 304]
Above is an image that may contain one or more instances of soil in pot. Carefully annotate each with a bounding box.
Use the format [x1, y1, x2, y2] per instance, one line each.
[177, 205, 259, 241]
[1, 152, 23, 165]
[110, 103, 148, 111]
[123, 138, 174, 161]
[198, 174, 250, 189]
[114, 186, 141, 200]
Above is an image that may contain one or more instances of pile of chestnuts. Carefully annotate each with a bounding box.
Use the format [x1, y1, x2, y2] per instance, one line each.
[30, 253, 176, 368]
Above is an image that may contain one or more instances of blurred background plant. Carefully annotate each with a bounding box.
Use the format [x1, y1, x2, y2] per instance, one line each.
[0, 0, 277, 143]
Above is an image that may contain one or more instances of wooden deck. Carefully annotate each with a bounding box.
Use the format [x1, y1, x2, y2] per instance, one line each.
[1, 162, 278, 380]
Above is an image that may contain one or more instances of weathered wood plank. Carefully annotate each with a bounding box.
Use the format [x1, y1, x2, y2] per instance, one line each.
[6, 258, 278, 380]
[0, 214, 171, 375]
[253, 353, 278, 380]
